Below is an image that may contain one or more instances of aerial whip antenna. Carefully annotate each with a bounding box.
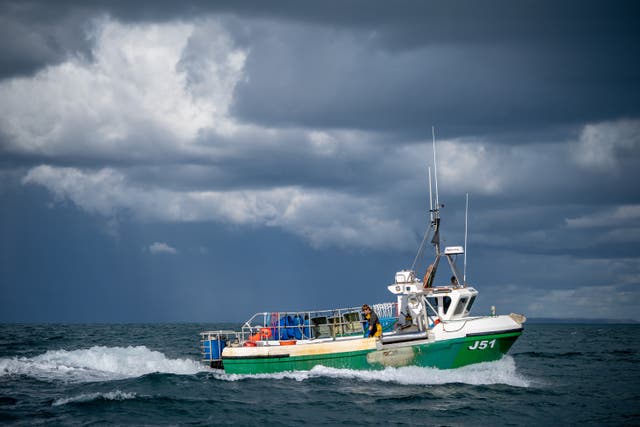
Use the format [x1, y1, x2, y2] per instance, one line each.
[428, 166, 434, 223]
[430, 126, 441, 255]
[432, 126, 440, 212]
[464, 193, 469, 284]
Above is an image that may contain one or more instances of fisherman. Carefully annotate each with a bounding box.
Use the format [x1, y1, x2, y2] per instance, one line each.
[362, 304, 382, 338]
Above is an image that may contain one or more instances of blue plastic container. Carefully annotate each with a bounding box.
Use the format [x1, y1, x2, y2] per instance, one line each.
[204, 339, 226, 361]
[279, 317, 288, 340]
[293, 315, 303, 339]
[381, 317, 396, 332]
[286, 315, 297, 339]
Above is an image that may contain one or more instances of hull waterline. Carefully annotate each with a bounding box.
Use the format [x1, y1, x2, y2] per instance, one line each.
[221, 330, 521, 375]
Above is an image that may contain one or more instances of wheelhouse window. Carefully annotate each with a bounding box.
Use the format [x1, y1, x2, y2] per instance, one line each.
[443, 296, 452, 314]
[453, 297, 468, 315]
[466, 295, 477, 313]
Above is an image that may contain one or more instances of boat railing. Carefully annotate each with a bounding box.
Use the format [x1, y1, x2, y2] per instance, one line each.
[200, 303, 399, 365]
[241, 307, 361, 341]
[240, 302, 399, 342]
[200, 330, 241, 367]
[372, 302, 397, 320]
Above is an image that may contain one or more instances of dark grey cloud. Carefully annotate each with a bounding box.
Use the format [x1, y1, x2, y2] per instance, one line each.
[0, 2, 95, 78]
[227, 14, 640, 138]
[1, 0, 639, 321]
[3, 1, 638, 137]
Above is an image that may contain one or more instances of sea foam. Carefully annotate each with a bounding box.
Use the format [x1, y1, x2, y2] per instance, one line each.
[217, 356, 530, 387]
[0, 346, 205, 383]
[52, 390, 137, 406]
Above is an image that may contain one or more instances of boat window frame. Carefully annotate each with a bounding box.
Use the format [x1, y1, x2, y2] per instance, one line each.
[453, 297, 468, 316]
[442, 296, 452, 314]
[466, 295, 477, 314]
[426, 297, 438, 312]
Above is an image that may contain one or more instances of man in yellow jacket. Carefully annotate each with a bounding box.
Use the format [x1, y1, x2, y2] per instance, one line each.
[362, 304, 382, 338]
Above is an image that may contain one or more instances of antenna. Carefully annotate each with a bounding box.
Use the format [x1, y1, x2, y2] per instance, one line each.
[463, 193, 469, 284]
[428, 166, 433, 222]
[432, 126, 440, 212]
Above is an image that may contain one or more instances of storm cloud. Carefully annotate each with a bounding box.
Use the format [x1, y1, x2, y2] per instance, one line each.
[1, 1, 639, 322]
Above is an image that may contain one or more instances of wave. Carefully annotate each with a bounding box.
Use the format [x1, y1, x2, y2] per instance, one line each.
[517, 351, 584, 359]
[52, 390, 137, 406]
[0, 346, 205, 383]
[216, 356, 530, 388]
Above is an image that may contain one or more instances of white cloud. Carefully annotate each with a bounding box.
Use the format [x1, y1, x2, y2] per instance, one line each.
[430, 139, 505, 194]
[524, 283, 640, 320]
[2, 17, 427, 250]
[484, 280, 640, 321]
[375, 139, 506, 203]
[23, 166, 125, 216]
[23, 165, 414, 249]
[566, 204, 640, 228]
[148, 242, 178, 255]
[0, 18, 246, 158]
[308, 131, 339, 157]
[572, 119, 640, 172]
[395, 137, 574, 198]
[474, 251, 640, 321]
[7, 16, 635, 255]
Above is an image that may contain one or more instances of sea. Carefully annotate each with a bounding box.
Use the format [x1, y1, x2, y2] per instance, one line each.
[0, 323, 638, 426]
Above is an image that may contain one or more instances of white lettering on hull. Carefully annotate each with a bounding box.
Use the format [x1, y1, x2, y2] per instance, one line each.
[467, 339, 496, 350]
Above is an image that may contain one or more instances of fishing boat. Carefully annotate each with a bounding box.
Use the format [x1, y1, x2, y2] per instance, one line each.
[200, 137, 526, 375]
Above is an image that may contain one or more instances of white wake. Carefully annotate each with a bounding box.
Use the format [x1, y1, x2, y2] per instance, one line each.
[216, 356, 530, 387]
[0, 345, 205, 383]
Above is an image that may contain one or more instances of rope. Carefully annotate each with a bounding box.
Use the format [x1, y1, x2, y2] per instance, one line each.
[411, 227, 432, 272]
[442, 319, 468, 332]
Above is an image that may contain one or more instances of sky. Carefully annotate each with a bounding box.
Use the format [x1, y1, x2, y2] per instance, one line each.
[1, 1, 639, 322]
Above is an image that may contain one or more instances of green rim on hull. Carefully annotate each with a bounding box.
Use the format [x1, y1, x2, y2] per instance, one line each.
[221, 330, 521, 374]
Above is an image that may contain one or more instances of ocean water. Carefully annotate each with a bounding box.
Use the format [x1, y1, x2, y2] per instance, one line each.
[0, 323, 638, 426]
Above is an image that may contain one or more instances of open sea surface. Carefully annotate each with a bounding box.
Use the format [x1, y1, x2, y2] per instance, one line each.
[0, 323, 638, 426]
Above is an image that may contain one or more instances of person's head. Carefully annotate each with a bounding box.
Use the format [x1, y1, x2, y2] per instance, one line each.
[451, 275, 457, 283]
[362, 304, 371, 313]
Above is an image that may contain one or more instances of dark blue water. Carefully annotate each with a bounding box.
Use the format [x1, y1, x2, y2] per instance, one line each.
[1, 323, 638, 426]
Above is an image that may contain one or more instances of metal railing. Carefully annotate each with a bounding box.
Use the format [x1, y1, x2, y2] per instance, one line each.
[240, 306, 369, 341]
[200, 302, 399, 362]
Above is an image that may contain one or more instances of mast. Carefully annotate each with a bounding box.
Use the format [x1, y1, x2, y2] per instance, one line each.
[430, 126, 441, 255]
[432, 126, 440, 213]
[428, 167, 433, 223]
[418, 127, 442, 289]
[464, 193, 469, 284]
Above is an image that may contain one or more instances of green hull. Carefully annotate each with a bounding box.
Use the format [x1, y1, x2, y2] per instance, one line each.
[222, 331, 521, 374]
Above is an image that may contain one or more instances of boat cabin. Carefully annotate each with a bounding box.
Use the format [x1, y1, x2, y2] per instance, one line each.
[387, 268, 478, 325]
[425, 286, 478, 321]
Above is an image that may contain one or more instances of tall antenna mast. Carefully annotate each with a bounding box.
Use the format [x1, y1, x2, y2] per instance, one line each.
[464, 193, 469, 284]
[428, 166, 434, 222]
[432, 126, 440, 212]
[430, 126, 442, 255]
